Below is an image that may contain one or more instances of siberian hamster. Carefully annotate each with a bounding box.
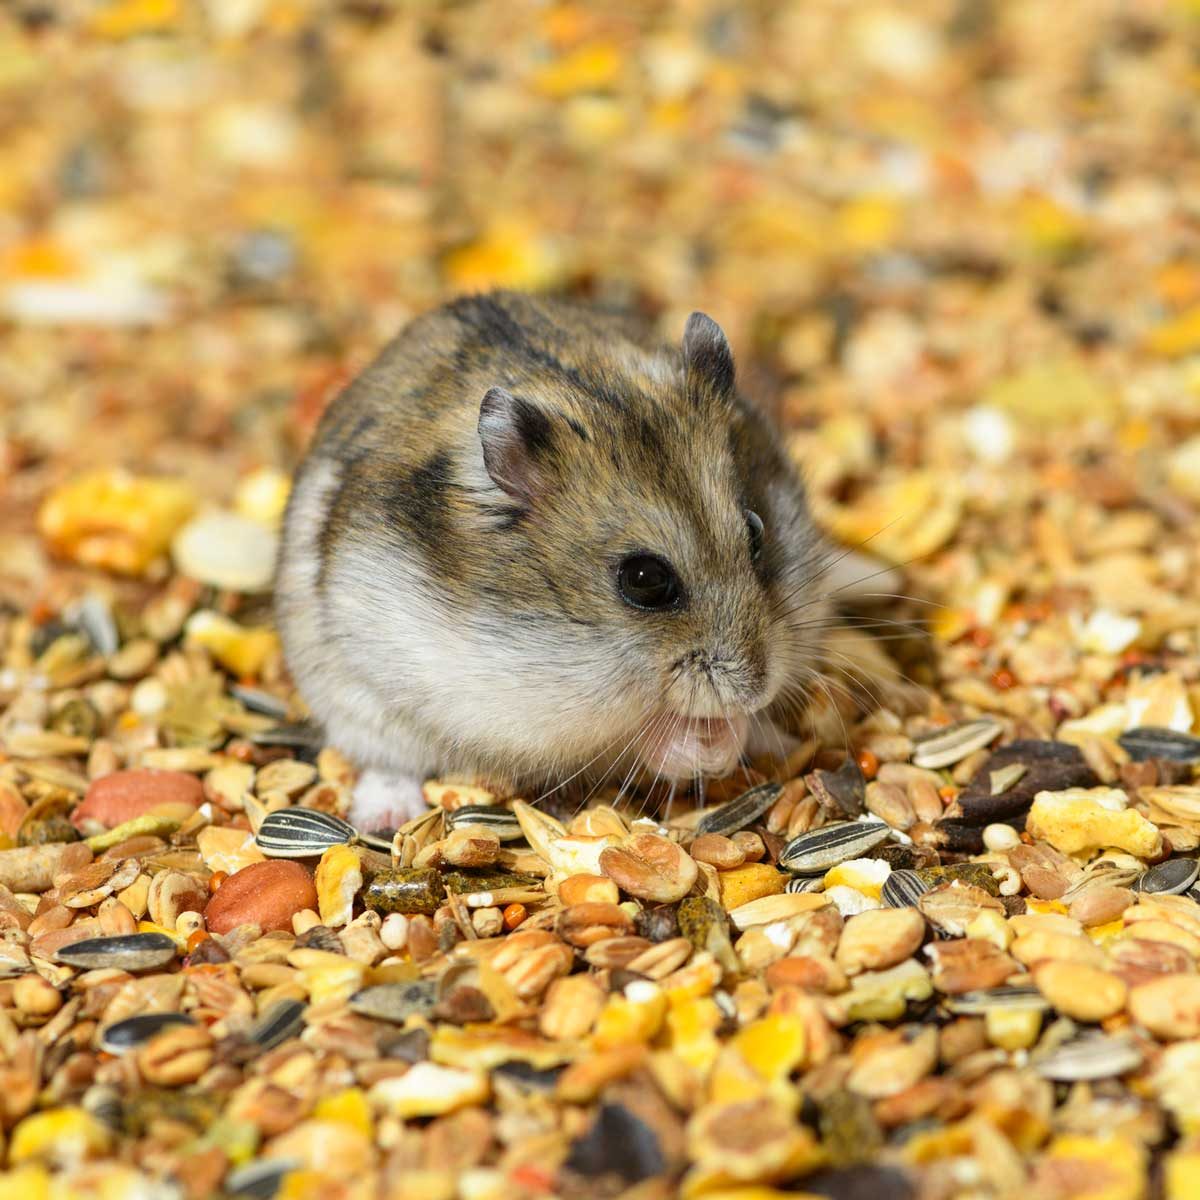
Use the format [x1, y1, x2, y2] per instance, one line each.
[277, 291, 876, 829]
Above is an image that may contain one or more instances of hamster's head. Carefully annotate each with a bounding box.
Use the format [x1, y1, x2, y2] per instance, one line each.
[463, 309, 832, 788]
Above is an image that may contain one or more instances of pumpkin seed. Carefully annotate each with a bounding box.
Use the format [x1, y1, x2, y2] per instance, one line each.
[1118, 727, 1200, 763]
[445, 805, 524, 841]
[255, 807, 355, 857]
[100, 1012, 196, 1054]
[1032, 1032, 1144, 1081]
[1134, 857, 1199, 895]
[695, 782, 783, 836]
[911, 718, 1003, 770]
[946, 985, 1049, 1015]
[349, 980, 438, 1024]
[780, 820, 891, 875]
[54, 932, 177, 972]
[880, 869, 929, 909]
[248, 998, 307, 1050]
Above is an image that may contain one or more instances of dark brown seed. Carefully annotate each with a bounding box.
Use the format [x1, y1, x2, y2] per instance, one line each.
[805, 758, 867, 819]
[956, 741, 1098, 823]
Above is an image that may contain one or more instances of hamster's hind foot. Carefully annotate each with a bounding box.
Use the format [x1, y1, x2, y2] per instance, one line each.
[350, 768, 427, 832]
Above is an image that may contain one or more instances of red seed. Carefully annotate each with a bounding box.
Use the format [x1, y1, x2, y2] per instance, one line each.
[855, 749, 880, 780]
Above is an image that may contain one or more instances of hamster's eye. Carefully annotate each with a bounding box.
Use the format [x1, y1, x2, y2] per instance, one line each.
[617, 554, 681, 611]
[746, 510, 764, 562]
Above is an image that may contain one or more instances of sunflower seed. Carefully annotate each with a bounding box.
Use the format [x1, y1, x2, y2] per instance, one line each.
[226, 1159, 302, 1199]
[1118, 727, 1200, 763]
[248, 998, 307, 1050]
[67, 593, 119, 656]
[247, 721, 323, 750]
[911, 718, 1003, 770]
[695, 782, 783, 836]
[230, 685, 290, 719]
[881, 869, 930, 909]
[255, 808, 356, 857]
[445, 805, 524, 841]
[786, 875, 827, 893]
[1134, 857, 1199, 895]
[54, 932, 177, 971]
[807, 759, 866, 819]
[779, 820, 891, 875]
[946, 985, 1049, 1015]
[1032, 1032, 1144, 1081]
[349, 980, 438, 1023]
[100, 1012, 196, 1054]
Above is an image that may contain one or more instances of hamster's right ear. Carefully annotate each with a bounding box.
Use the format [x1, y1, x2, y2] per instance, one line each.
[682, 311, 735, 397]
[478, 386, 553, 504]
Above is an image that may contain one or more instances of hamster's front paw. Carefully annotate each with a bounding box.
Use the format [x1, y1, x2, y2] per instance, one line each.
[350, 769, 427, 832]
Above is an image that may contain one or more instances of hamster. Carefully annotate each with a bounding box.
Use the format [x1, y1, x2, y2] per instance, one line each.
[277, 291, 882, 831]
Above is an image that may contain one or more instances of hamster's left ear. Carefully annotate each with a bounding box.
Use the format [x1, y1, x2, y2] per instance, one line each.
[682, 311, 735, 397]
[478, 386, 553, 505]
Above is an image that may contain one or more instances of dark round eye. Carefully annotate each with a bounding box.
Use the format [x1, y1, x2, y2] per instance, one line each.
[746, 510, 764, 562]
[617, 554, 681, 611]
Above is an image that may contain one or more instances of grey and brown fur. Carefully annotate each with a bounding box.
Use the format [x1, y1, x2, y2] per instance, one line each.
[277, 291, 854, 829]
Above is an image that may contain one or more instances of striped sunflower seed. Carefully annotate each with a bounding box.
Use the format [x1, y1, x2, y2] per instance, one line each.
[445, 805, 524, 841]
[1032, 1032, 1144, 1081]
[911, 718, 1003, 770]
[779, 820, 891, 875]
[785, 876, 827, 894]
[255, 808, 355, 857]
[1118, 727, 1200, 763]
[1134, 857, 1199, 895]
[946, 985, 1050, 1015]
[54, 932, 177, 972]
[880, 869, 930, 909]
[695, 782, 783, 836]
[247, 721, 323, 750]
[248, 997, 307, 1050]
[100, 1012, 196, 1054]
[230, 685, 290, 719]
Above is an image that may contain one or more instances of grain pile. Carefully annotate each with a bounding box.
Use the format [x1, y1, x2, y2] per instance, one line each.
[4, 3, 1200, 1199]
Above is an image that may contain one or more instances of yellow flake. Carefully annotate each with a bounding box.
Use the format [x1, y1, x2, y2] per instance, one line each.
[718, 863, 786, 909]
[1016, 193, 1087, 255]
[708, 1015, 807, 1108]
[315, 844, 362, 929]
[89, 0, 180, 39]
[312, 1088, 372, 1137]
[1040, 1134, 1146, 1200]
[185, 611, 281, 678]
[444, 219, 564, 292]
[837, 196, 901, 251]
[986, 361, 1117, 428]
[985, 1007, 1041, 1051]
[0, 1166, 49, 1200]
[136, 919, 187, 948]
[665, 993, 723, 1076]
[1165, 1149, 1200, 1199]
[234, 467, 292, 528]
[298, 957, 366, 1006]
[593, 982, 668, 1050]
[1026, 788, 1163, 859]
[1146, 304, 1200, 357]
[532, 42, 621, 97]
[823, 858, 891, 899]
[37, 469, 197, 576]
[9, 1107, 111, 1165]
[819, 471, 964, 566]
[197, 825, 266, 874]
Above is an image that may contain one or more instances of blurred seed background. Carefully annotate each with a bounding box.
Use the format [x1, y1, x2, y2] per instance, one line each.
[2, 0, 1199, 565]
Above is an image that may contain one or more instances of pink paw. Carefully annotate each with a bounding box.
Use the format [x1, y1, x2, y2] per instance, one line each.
[349, 770, 427, 832]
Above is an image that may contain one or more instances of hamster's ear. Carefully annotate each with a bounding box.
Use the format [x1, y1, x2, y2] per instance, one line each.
[478, 386, 552, 504]
[682, 311, 735, 397]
